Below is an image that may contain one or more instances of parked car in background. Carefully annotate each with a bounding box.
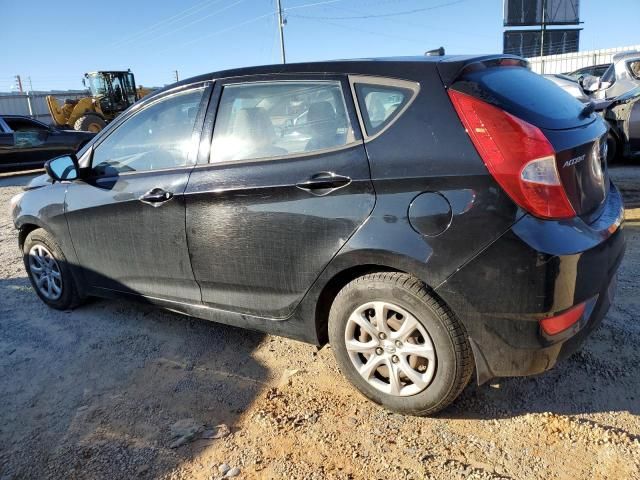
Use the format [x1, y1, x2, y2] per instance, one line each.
[596, 86, 640, 161]
[12, 56, 624, 416]
[581, 51, 640, 99]
[567, 63, 611, 79]
[0, 115, 94, 172]
[544, 74, 591, 103]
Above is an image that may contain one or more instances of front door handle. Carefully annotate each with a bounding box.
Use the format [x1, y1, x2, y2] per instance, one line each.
[139, 188, 173, 207]
[296, 172, 351, 194]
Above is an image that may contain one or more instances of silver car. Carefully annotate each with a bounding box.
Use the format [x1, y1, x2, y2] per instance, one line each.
[587, 51, 640, 99]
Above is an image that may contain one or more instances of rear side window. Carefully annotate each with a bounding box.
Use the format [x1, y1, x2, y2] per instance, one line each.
[210, 81, 355, 163]
[354, 83, 414, 137]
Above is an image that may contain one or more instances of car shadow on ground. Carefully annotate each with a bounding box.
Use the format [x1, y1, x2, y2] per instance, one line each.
[0, 274, 271, 479]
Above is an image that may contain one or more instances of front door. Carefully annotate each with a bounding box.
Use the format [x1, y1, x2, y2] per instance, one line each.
[185, 77, 375, 318]
[64, 84, 210, 302]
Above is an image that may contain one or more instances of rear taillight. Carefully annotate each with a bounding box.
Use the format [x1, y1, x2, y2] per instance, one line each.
[448, 89, 575, 219]
[539, 302, 586, 336]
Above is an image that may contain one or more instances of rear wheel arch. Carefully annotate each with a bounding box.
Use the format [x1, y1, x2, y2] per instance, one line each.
[315, 264, 432, 345]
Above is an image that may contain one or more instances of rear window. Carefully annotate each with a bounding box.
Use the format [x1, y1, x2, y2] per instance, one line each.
[352, 79, 418, 138]
[461, 67, 591, 130]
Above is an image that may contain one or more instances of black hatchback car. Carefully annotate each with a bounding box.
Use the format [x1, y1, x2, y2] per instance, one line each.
[11, 56, 625, 415]
[0, 115, 94, 172]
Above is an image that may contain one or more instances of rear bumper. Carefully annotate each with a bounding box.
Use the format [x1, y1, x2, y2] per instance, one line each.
[436, 182, 626, 383]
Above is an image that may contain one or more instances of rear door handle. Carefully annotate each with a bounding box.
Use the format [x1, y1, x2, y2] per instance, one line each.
[139, 188, 173, 207]
[296, 172, 351, 194]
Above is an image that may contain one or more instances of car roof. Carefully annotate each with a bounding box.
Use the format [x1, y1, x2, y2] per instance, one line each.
[612, 51, 640, 62]
[150, 55, 521, 98]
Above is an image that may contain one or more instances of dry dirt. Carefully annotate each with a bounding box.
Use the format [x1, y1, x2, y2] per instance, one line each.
[0, 167, 639, 480]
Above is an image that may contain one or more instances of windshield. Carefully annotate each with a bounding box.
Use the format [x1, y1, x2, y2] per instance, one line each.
[86, 74, 108, 96]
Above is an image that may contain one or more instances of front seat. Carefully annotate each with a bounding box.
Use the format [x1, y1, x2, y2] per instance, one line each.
[305, 101, 344, 151]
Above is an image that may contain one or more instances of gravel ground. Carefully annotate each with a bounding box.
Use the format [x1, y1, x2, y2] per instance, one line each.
[0, 167, 639, 480]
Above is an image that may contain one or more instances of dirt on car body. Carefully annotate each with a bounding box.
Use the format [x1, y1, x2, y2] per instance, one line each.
[0, 169, 639, 480]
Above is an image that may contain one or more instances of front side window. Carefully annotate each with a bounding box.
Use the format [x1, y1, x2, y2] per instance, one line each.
[354, 82, 415, 137]
[211, 81, 354, 163]
[92, 88, 205, 175]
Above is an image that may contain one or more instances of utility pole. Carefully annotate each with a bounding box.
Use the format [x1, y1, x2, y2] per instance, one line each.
[14, 75, 23, 93]
[25, 76, 34, 117]
[173, 70, 179, 82]
[276, 0, 286, 64]
[540, 0, 546, 73]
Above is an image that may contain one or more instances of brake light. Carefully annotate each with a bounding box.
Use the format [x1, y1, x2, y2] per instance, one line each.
[539, 302, 586, 336]
[448, 89, 575, 219]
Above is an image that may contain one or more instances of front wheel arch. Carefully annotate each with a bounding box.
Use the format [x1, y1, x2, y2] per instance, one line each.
[18, 223, 43, 250]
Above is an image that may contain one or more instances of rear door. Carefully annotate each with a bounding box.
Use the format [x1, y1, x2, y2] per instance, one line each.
[185, 76, 374, 318]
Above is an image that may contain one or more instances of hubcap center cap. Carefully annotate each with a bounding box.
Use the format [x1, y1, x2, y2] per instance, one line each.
[382, 341, 396, 354]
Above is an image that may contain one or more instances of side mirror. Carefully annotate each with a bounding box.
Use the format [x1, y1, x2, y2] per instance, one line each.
[45, 154, 78, 182]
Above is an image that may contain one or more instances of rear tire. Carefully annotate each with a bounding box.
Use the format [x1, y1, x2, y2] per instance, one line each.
[74, 114, 106, 133]
[328, 272, 473, 416]
[23, 228, 83, 310]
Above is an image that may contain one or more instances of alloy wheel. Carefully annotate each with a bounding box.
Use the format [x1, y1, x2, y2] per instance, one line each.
[344, 301, 437, 396]
[28, 244, 63, 301]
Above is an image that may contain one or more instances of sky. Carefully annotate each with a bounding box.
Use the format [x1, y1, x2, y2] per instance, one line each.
[1, 0, 639, 92]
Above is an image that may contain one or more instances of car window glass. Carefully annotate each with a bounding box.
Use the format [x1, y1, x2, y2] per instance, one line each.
[354, 84, 411, 136]
[601, 64, 615, 84]
[210, 81, 354, 163]
[6, 118, 48, 132]
[628, 61, 640, 80]
[92, 88, 204, 175]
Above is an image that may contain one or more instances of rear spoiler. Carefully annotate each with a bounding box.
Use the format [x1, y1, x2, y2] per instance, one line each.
[436, 55, 529, 87]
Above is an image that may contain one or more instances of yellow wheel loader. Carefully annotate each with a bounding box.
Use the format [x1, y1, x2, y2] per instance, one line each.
[47, 70, 152, 132]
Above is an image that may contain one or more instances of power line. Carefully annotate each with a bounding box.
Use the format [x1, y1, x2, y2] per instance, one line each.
[157, 11, 275, 53]
[329, 1, 496, 41]
[110, 0, 227, 48]
[117, 0, 249, 49]
[293, 14, 428, 45]
[283, 0, 346, 11]
[288, 0, 469, 20]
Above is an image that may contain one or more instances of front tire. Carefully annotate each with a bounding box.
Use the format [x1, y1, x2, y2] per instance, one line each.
[74, 114, 107, 133]
[328, 272, 473, 416]
[23, 228, 82, 310]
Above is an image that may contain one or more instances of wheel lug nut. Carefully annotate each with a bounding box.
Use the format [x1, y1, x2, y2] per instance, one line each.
[395, 340, 402, 348]
[379, 332, 387, 340]
[392, 355, 399, 363]
[375, 347, 384, 355]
